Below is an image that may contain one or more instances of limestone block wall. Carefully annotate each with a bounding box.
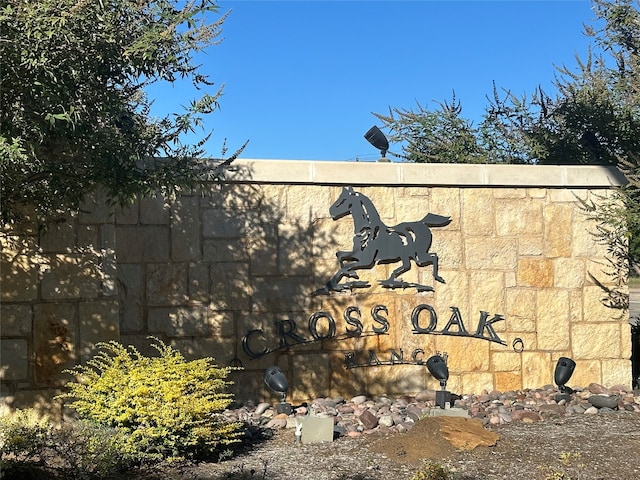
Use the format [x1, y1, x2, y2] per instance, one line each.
[0, 160, 632, 412]
[115, 161, 631, 404]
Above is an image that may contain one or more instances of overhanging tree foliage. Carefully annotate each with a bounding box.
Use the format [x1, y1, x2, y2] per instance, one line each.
[1, 0, 241, 225]
[374, 0, 639, 273]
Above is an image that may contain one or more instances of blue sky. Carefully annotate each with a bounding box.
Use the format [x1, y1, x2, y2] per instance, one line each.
[147, 0, 599, 161]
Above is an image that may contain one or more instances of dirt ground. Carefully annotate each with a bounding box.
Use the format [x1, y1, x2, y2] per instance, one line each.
[138, 411, 640, 480]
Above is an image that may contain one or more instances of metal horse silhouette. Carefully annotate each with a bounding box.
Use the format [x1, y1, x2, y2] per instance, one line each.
[314, 187, 451, 295]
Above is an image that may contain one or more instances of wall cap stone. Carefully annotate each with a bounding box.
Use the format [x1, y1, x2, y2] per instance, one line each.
[228, 160, 626, 188]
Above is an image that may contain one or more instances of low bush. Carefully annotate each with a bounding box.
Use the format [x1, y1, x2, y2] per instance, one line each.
[0, 408, 50, 463]
[57, 337, 242, 461]
[0, 410, 132, 479]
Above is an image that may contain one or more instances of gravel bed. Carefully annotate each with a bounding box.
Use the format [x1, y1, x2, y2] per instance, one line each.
[136, 383, 640, 479]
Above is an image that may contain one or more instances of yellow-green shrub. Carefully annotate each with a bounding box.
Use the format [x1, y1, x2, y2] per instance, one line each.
[57, 338, 241, 461]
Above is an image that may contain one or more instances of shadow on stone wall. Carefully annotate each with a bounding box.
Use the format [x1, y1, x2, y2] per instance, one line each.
[1, 211, 118, 418]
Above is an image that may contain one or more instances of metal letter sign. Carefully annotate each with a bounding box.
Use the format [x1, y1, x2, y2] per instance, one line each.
[314, 187, 451, 295]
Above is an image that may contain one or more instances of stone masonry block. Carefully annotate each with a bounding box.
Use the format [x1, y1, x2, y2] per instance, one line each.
[430, 188, 461, 229]
[33, 303, 76, 387]
[548, 188, 588, 202]
[505, 288, 536, 318]
[188, 263, 210, 303]
[1, 254, 38, 301]
[433, 336, 490, 372]
[572, 323, 620, 360]
[117, 263, 144, 332]
[0, 339, 29, 380]
[469, 271, 505, 316]
[77, 224, 99, 247]
[291, 352, 331, 400]
[432, 231, 463, 269]
[207, 309, 236, 338]
[582, 285, 621, 322]
[494, 371, 522, 391]
[247, 236, 278, 276]
[140, 194, 170, 225]
[621, 325, 632, 359]
[543, 203, 573, 257]
[251, 276, 313, 313]
[115, 201, 139, 224]
[148, 306, 211, 337]
[572, 217, 609, 258]
[518, 237, 543, 256]
[462, 189, 493, 234]
[553, 257, 585, 288]
[367, 187, 396, 221]
[210, 263, 252, 311]
[433, 270, 469, 315]
[506, 315, 537, 333]
[465, 237, 517, 270]
[41, 254, 100, 300]
[371, 364, 427, 396]
[171, 196, 201, 262]
[570, 360, 601, 389]
[601, 359, 632, 388]
[517, 258, 553, 288]
[99, 224, 117, 296]
[79, 301, 119, 362]
[278, 225, 313, 276]
[461, 372, 494, 395]
[146, 263, 188, 306]
[495, 199, 543, 236]
[521, 351, 552, 388]
[570, 290, 583, 323]
[203, 238, 248, 263]
[1, 389, 64, 421]
[202, 209, 246, 237]
[492, 351, 521, 371]
[286, 186, 331, 224]
[169, 337, 235, 365]
[40, 219, 76, 253]
[116, 226, 170, 262]
[527, 188, 547, 198]
[1, 304, 32, 336]
[536, 289, 570, 351]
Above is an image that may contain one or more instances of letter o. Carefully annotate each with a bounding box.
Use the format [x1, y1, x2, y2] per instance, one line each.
[308, 311, 337, 340]
[411, 304, 438, 333]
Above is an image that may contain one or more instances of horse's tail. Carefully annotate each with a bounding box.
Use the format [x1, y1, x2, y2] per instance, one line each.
[421, 213, 452, 227]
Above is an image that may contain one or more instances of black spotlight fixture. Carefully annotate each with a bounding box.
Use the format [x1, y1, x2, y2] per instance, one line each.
[364, 125, 390, 162]
[554, 357, 576, 402]
[263, 366, 292, 415]
[426, 354, 451, 409]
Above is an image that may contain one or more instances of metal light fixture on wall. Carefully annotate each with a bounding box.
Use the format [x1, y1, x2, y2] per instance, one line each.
[364, 125, 390, 162]
[554, 357, 576, 402]
[426, 354, 451, 409]
[263, 366, 292, 415]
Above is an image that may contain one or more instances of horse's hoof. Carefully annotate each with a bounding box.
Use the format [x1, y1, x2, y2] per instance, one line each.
[416, 285, 435, 292]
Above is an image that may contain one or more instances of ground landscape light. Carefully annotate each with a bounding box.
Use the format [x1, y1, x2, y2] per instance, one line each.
[263, 365, 292, 415]
[364, 125, 389, 161]
[426, 354, 451, 409]
[554, 356, 576, 402]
